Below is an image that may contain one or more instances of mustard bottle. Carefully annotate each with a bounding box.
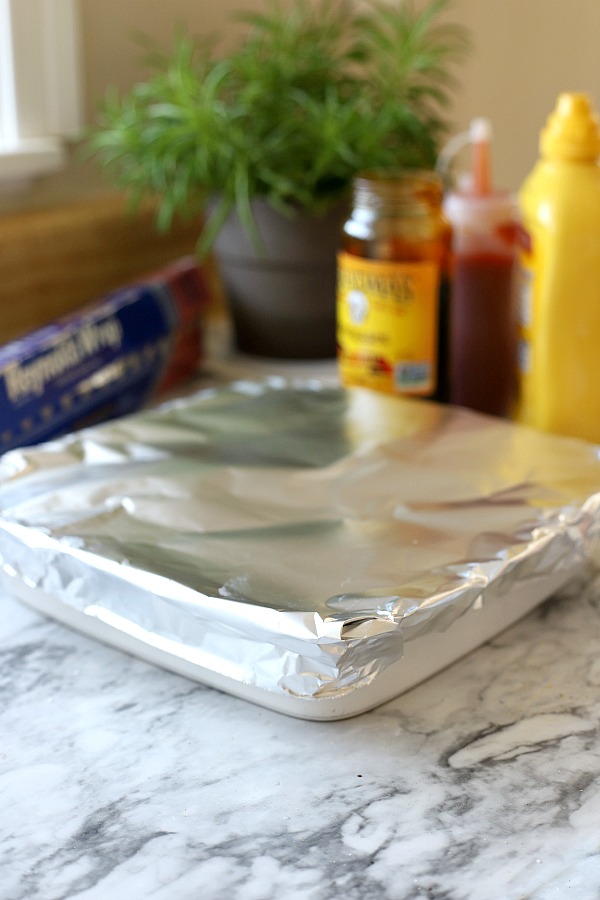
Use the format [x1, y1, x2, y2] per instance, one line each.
[516, 92, 600, 443]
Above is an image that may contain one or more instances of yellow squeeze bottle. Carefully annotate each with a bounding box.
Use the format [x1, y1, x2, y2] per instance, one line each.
[516, 92, 600, 443]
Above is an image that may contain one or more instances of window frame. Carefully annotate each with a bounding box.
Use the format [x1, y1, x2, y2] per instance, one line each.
[0, 0, 83, 183]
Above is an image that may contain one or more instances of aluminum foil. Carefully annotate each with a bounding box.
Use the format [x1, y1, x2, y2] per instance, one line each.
[1, 378, 600, 714]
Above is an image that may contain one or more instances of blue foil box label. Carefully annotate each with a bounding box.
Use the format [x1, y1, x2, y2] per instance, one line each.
[0, 277, 197, 451]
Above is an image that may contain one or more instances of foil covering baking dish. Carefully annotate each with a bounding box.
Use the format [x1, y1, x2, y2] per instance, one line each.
[1, 379, 599, 719]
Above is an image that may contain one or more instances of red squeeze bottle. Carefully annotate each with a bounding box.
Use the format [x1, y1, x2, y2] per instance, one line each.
[443, 119, 519, 417]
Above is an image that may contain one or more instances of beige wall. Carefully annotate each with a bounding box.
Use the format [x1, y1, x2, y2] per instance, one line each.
[79, 0, 265, 111]
[449, 0, 600, 190]
[2, 1, 598, 335]
[5, 0, 600, 214]
[78, 0, 600, 193]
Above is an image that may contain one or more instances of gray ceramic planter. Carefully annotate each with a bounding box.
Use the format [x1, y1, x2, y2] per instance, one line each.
[212, 199, 349, 359]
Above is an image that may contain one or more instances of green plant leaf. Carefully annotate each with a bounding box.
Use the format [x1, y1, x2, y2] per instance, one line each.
[88, 0, 469, 256]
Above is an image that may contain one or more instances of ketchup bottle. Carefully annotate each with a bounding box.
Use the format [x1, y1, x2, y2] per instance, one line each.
[442, 119, 519, 417]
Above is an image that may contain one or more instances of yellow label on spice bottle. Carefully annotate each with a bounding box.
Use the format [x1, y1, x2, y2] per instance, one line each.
[336, 252, 440, 395]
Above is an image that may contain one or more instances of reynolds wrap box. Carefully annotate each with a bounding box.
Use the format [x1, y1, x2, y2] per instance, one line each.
[0, 257, 209, 451]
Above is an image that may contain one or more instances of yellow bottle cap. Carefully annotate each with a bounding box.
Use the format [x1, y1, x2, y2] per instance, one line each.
[540, 92, 600, 160]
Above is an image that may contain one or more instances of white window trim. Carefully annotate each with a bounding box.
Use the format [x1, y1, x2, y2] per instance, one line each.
[0, 0, 83, 184]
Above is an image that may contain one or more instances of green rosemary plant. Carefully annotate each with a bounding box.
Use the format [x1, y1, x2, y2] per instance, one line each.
[89, 0, 469, 255]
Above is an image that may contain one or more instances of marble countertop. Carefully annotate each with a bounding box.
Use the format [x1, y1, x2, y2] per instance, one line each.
[2, 352, 600, 899]
[3, 569, 600, 899]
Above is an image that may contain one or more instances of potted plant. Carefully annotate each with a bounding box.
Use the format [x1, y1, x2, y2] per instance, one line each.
[89, 0, 468, 359]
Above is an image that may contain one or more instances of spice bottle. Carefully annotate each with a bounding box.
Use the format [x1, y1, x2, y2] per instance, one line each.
[337, 171, 451, 400]
[516, 92, 600, 443]
[442, 119, 519, 417]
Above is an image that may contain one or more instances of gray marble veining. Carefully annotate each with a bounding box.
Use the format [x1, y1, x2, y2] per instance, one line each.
[2, 574, 600, 900]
